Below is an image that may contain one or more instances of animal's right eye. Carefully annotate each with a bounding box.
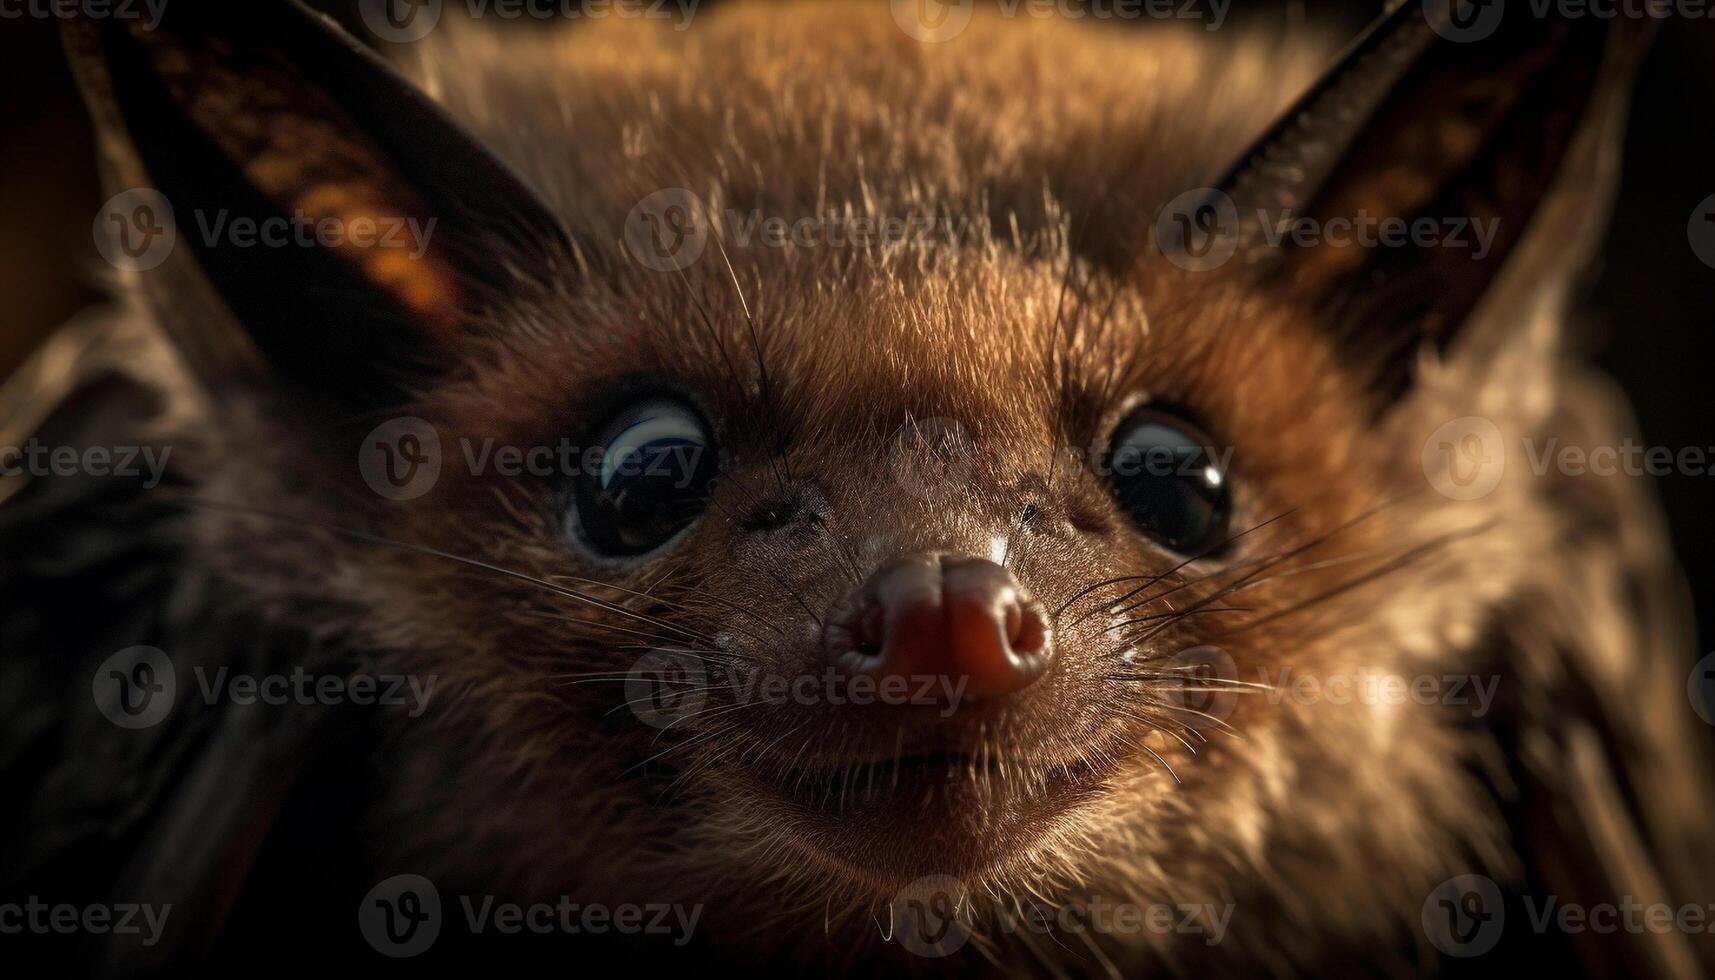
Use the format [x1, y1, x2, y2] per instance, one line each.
[570, 398, 718, 558]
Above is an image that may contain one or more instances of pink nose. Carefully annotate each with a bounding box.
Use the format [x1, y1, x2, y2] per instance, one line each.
[822, 554, 1052, 701]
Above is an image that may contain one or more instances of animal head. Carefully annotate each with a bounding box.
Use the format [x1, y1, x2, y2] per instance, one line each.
[65, 0, 1661, 966]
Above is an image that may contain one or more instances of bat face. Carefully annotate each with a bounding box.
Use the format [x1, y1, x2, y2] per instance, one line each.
[293, 10, 1392, 899]
[10, 0, 1712, 975]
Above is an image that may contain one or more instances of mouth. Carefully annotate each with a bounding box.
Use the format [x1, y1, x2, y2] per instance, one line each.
[745, 745, 1122, 875]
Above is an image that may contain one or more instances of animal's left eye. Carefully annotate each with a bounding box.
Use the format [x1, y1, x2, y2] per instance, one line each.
[1103, 406, 1231, 555]
[570, 398, 718, 558]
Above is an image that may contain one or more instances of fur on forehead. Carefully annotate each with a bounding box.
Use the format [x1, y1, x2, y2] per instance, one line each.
[396, 2, 1342, 439]
[404, 2, 1330, 250]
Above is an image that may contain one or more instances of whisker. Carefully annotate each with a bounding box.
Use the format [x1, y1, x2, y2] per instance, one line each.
[1059, 508, 1296, 623]
[176, 496, 717, 645]
[1231, 520, 1498, 633]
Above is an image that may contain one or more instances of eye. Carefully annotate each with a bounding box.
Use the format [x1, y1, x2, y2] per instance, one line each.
[571, 398, 718, 558]
[1103, 407, 1231, 554]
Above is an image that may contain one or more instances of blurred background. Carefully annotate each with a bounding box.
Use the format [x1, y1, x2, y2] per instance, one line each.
[3, 0, 1711, 646]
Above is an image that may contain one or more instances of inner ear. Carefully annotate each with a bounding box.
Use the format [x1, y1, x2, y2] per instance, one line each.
[65, 0, 572, 410]
[1210, 3, 1648, 401]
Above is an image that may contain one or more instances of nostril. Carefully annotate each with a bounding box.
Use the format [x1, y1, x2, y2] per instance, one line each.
[857, 602, 886, 656]
[820, 553, 1053, 702]
[1009, 599, 1049, 658]
[823, 592, 886, 670]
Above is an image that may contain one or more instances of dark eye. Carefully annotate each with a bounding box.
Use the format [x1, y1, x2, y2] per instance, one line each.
[1104, 407, 1231, 554]
[572, 398, 718, 557]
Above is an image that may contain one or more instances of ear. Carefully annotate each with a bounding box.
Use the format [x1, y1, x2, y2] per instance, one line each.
[1214, 1, 1651, 400]
[62, 0, 572, 410]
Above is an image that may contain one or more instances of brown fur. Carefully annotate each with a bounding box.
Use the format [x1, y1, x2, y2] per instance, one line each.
[12, 1, 1711, 975]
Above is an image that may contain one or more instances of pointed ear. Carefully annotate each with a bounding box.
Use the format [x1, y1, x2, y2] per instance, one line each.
[1217, 2, 1651, 400]
[62, 0, 572, 409]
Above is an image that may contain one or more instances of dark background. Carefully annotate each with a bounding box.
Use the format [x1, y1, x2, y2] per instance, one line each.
[2, 0, 1711, 647]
